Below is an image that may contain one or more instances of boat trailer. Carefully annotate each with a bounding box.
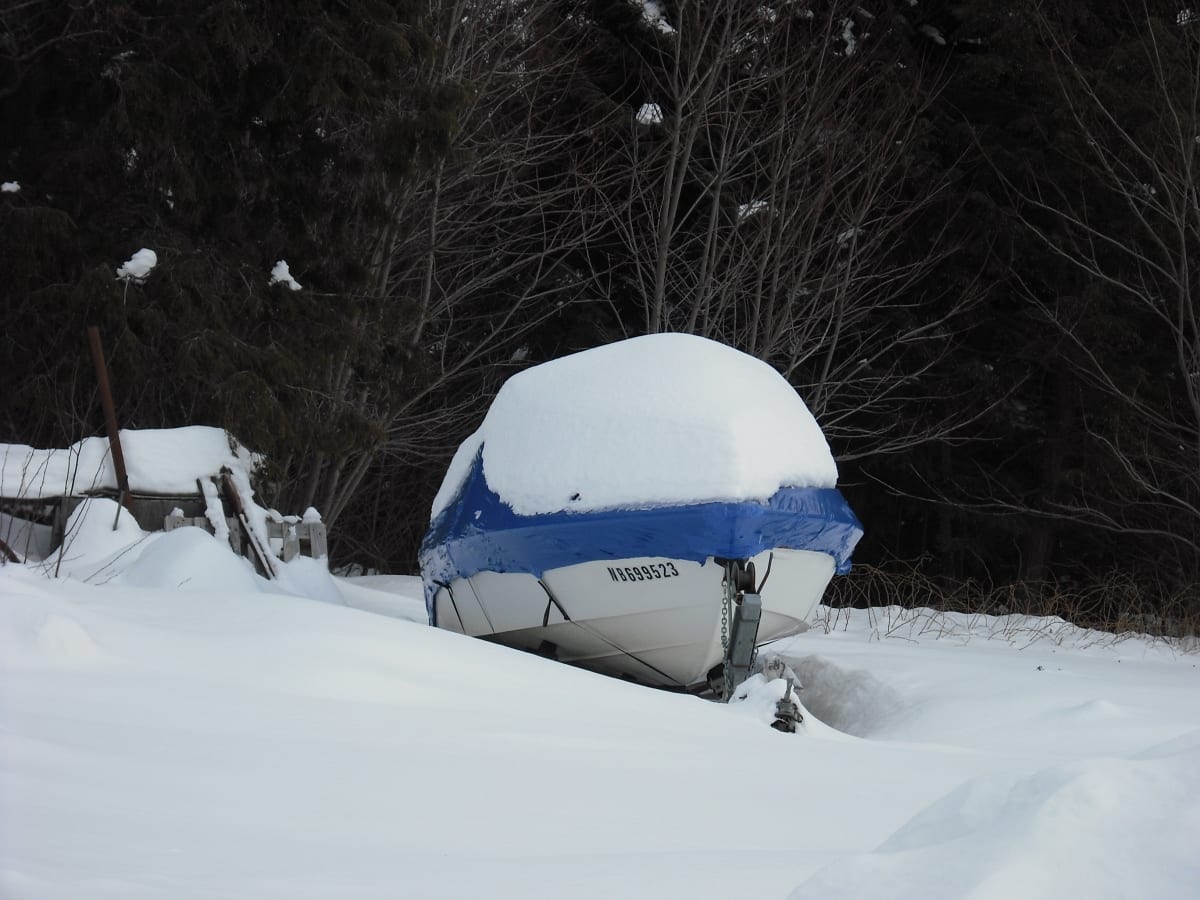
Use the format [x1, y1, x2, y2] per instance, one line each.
[713, 559, 803, 733]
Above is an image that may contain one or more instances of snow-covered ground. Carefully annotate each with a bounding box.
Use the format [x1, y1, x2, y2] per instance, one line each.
[2, 525, 1198, 899]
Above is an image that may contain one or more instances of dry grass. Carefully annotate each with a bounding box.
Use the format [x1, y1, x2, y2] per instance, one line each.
[817, 563, 1200, 652]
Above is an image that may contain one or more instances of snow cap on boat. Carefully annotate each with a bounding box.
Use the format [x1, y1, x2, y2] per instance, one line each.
[432, 333, 839, 519]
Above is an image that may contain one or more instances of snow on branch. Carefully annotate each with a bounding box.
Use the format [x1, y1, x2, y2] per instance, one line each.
[269, 260, 303, 291]
[636, 103, 664, 125]
[635, 0, 675, 34]
[116, 248, 157, 282]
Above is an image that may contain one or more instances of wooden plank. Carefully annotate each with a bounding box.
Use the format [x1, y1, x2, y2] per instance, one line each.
[0, 536, 19, 564]
[220, 469, 276, 579]
[300, 521, 328, 559]
[281, 523, 300, 562]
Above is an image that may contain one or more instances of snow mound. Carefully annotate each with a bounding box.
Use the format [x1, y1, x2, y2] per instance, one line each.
[790, 743, 1200, 900]
[1055, 698, 1130, 722]
[34, 614, 103, 663]
[787, 654, 904, 737]
[2, 554, 1198, 898]
[118, 526, 263, 594]
[337, 574, 429, 623]
[0, 574, 108, 668]
[728, 672, 851, 740]
[725, 655, 903, 738]
[433, 334, 838, 518]
[268, 555, 344, 606]
[29, 496, 341, 605]
[55, 498, 149, 579]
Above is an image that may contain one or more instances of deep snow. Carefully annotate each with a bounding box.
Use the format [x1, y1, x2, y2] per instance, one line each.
[431, 334, 839, 519]
[2, 526, 1198, 900]
[1, 426, 257, 500]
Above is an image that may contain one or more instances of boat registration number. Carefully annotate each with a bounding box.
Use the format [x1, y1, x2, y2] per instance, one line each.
[607, 562, 680, 583]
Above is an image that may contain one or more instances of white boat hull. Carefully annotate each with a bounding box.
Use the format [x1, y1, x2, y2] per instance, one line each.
[432, 548, 835, 687]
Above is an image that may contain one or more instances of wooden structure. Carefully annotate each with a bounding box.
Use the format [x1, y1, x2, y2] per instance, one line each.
[0, 471, 327, 574]
[1, 330, 327, 572]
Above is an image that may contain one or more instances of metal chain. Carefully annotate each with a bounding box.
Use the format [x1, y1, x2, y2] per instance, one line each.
[720, 565, 732, 700]
[720, 583, 730, 654]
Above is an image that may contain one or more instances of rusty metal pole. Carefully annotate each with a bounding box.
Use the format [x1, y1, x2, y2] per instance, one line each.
[86, 326, 134, 515]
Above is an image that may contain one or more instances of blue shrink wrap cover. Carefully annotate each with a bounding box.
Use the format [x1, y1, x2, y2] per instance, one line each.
[420, 448, 863, 620]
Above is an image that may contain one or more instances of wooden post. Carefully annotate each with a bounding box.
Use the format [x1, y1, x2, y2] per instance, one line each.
[220, 469, 276, 579]
[86, 326, 134, 513]
[280, 522, 300, 562]
[0, 536, 19, 564]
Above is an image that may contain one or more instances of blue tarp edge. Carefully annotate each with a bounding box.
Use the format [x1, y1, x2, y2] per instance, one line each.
[419, 448, 863, 622]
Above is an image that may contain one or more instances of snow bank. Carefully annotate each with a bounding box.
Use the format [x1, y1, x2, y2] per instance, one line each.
[785, 654, 903, 737]
[118, 526, 265, 594]
[1, 426, 257, 499]
[51, 498, 150, 581]
[33, 496, 341, 606]
[432, 334, 838, 518]
[791, 739, 1200, 900]
[2, 427, 343, 607]
[4, 559, 1198, 899]
[337, 573, 429, 623]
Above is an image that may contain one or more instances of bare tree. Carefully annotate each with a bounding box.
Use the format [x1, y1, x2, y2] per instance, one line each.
[318, 0, 632, 562]
[597, 0, 982, 460]
[1001, 2, 1200, 570]
[300, 0, 988, 566]
[0, 0, 105, 99]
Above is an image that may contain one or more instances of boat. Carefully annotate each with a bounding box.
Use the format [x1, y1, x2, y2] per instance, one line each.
[419, 334, 862, 693]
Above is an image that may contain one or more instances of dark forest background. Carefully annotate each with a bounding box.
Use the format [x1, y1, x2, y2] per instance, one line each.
[3, 0, 1198, 631]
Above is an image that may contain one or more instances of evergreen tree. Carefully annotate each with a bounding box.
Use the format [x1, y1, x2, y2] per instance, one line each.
[1, 1, 457, 526]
